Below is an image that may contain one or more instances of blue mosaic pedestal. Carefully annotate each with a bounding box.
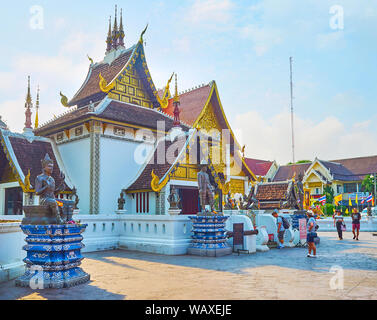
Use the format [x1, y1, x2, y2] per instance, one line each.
[15, 224, 90, 289]
[187, 215, 232, 257]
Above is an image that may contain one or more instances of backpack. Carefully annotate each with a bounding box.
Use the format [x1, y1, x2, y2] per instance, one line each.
[281, 216, 290, 229]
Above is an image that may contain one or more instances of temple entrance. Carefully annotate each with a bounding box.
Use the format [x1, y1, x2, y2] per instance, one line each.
[179, 188, 199, 215]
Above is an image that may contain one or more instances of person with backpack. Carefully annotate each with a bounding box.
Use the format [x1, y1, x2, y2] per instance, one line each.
[306, 210, 318, 258]
[334, 210, 345, 240]
[272, 210, 289, 249]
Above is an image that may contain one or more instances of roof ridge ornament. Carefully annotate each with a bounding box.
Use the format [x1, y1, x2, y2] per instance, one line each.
[139, 23, 148, 44]
[99, 73, 115, 93]
[156, 72, 174, 109]
[60, 92, 70, 108]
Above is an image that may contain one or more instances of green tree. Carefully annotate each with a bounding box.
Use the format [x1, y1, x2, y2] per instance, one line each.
[323, 185, 334, 204]
[361, 175, 374, 195]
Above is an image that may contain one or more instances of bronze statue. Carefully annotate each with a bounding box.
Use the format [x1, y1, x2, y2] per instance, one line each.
[296, 173, 304, 210]
[197, 162, 215, 213]
[70, 186, 80, 210]
[35, 154, 65, 224]
[117, 192, 126, 210]
[168, 186, 180, 210]
[281, 180, 300, 210]
[246, 186, 259, 210]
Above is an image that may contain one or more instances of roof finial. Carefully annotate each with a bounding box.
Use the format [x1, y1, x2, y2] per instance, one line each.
[173, 73, 181, 127]
[35, 85, 40, 129]
[24, 76, 33, 130]
[112, 5, 118, 50]
[106, 16, 112, 54]
[139, 23, 148, 43]
[174, 73, 179, 103]
[118, 8, 125, 48]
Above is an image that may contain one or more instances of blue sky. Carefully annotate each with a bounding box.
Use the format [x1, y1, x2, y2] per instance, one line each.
[0, 0, 376, 163]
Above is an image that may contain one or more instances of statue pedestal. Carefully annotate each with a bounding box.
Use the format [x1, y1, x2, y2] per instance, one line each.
[15, 224, 90, 289]
[116, 209, 127, 215]
[187, 215, 232, 257]
[168, 208, 181, 216]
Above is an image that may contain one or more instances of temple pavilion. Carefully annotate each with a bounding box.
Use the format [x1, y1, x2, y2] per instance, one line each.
[0, 8, 258, 217]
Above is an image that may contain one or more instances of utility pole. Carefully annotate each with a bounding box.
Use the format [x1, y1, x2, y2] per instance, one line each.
[290, 57, 295, 164]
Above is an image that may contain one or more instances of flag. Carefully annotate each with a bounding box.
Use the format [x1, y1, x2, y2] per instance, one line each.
[349, 197, 352, 207]
[356, 194, 358, 204]
[318, 195, 326, 204]
[334, 194, 343, 206]
[367, 194, 373, 203]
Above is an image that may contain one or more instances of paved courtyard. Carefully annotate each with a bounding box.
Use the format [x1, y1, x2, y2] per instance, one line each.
[1, 232, 377, 300]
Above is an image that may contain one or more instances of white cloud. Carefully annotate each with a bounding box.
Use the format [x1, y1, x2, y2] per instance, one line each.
[240, 24, 283, 56]
[186, 0, 234, 24]
[233, 110, 377, 164]
[0, 30, 105, 133]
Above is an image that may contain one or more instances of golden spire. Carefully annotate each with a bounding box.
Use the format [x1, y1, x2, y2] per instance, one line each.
[119, 8, 125, 47]
[26, 76, 32, 106]
[24, 76, 33, 130]
[34, 86, 39, 129]
[173, 73, 180, 103]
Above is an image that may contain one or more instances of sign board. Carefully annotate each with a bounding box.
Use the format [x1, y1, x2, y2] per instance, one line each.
[233, 223, 244, 246]
[299, 219, 307, 240]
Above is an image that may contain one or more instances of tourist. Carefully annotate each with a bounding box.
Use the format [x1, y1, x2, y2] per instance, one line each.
[272, 210, 285, 249]
[306, 210, 317, 258]
[351, 208, 361, 241]
[334, 210, 345, 240]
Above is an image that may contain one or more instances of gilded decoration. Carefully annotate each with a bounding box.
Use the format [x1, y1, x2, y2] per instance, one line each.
[151, 170, 169, 192]
[229, 179, 245, 195]
[99, 73, 116, 93]
[109, 63, 153, 108]
[156, 73, 174, 109]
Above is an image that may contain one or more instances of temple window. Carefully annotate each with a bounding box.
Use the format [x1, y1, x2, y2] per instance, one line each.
[4, 187, 23, 215]
[136, 192, 150, 214]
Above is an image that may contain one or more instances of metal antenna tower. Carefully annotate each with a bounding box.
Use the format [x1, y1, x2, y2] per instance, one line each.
[290, 57, 295, 164]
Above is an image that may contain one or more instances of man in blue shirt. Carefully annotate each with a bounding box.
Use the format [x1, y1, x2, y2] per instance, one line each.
[272, 210, 285, 249]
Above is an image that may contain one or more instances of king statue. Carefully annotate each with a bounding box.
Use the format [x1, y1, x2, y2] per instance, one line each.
[197, 160, 215, 213]
[35, 153, 65, 224]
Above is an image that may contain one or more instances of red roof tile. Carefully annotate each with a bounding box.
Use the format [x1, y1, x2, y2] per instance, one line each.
[35, 100, 190, 135]
[330, 155, 377, 179]
[3, 135, 69, 191]
[162, 85, 212, 126]
[127, 138, 186, 191]
[256, 183, 289, 201]
[69, 49, 133, 106]
[244, 158, 273, 176]
[273, 163, 311, 182]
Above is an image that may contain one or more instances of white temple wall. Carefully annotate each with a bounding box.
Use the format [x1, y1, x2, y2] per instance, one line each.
[57, 138, 91, 214]
[98, 137, 154, 215]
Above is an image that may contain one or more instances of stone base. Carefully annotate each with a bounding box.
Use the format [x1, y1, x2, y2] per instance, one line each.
[187, 246, 232, 257]
[15, 267, 90, 289]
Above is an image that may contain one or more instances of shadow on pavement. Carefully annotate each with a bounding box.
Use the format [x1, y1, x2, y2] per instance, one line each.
[81, 232, 377, 276]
